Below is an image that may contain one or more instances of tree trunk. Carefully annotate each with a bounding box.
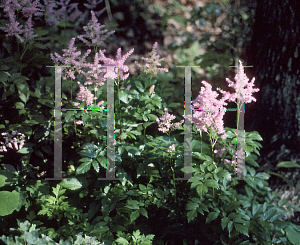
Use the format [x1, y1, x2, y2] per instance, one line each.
[244, 0, 300, 176]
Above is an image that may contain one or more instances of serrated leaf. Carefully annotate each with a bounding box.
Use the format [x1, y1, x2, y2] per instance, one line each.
[60, 178, 82, 190]
[204, 179, 218, 188]
[130, 210, 140, 223]
[186, 201, 199, 211]
[140, 208, 148, 218]
[187, 210, 198, 223]
[97, 156, 107, 169]
[221, 217, 229, 230]
[92, 160, 99, 173]
[247, 132, 263, 141]
[196, 184, 208, 198]
[234, 223, 249, 237]
[206, 212, 219, 223]
[76, 159, 92, 174]
[263, 208, 277, 221]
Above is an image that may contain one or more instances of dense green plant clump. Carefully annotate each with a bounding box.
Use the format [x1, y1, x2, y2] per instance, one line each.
[1, 1, 300, 245]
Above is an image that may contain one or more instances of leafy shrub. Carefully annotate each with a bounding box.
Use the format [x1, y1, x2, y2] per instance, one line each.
[1, 1, 300, 245]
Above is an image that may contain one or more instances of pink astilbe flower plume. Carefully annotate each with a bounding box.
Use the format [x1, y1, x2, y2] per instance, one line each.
[50, 37, 92, 80]
[184, 81, 228, 139]
[0, 0, 40, 42]
[217, 60, 259, 104]
[78, 10, 115, 49]
[98, 47, 134, 81]
[73, 81, 103, 107]
[156, 108, 184, 134]
[135, 42, 168, 76]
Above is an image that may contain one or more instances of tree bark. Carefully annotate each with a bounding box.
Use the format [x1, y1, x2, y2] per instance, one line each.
[244, 0, 300, 173]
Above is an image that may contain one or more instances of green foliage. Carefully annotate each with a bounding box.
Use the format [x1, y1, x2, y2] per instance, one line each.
[0, 220, 104, 245]
[1, 1, 300, 245]
[0, 172, 20, 216]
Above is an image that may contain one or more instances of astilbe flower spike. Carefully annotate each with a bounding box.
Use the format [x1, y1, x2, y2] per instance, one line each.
[50, 37, 92, 80]
[217, 60, 260, 104]
[78, 10, 115, 50]
[184, 81, 228, 139]
[156, 108, 184, 134]
[98, 47, 134, 81]
[135, 42, 169, 76]
[0, 0, 40, 42]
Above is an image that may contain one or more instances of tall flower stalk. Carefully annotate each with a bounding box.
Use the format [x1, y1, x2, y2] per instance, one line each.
[156, 108, 184, 203]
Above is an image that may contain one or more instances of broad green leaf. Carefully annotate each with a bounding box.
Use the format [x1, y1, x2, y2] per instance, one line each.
[17, 147, 29, 154]
[140, 208, 148, 218]
[187, 210, 198, 223]
[285, 225, 300, 244]
[60, 178, 82, 190]
[206, 212, 219, 224]
[186, 201, 199, 211]
[0, 190, 20, 216]
[115, 237, 130, 245]
[196, 184, 208, 198]
[96, 156, 107, 169]
[234, 223, 249, 237]
[168, 102, 181, 108]
[221, 217, 229, 230]
[277, 161, 300, 168]
[204, 179, 218, 188]
[92, 160, 100, 173]
[76, 159, 92, 174]
[139, 184, 147, 192]
[119, 90, 129, 103]
[130, 210, 140, 223]
[0, 175, 6, 188]
[135, 81, 144, 92]
[125, 200, 140, 210]
[15, 102, 24, 109]
[247, 132, 263, 141]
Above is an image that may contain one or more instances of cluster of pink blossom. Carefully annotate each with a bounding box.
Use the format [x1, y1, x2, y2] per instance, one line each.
[156, 108, 184, 134]
[72, 81, 104, 107]
[0, 0, 39, 42]
[183, 80, 229, 139]
[182, 60, 259, 141]
[50, 10, 134, 107]
[167, 144, 176, 154]
[0, 131, 25, 153]
[77, 10, 115, 49]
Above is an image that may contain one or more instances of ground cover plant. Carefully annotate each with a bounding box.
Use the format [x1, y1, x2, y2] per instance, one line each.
[1, 0, 300, 244]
